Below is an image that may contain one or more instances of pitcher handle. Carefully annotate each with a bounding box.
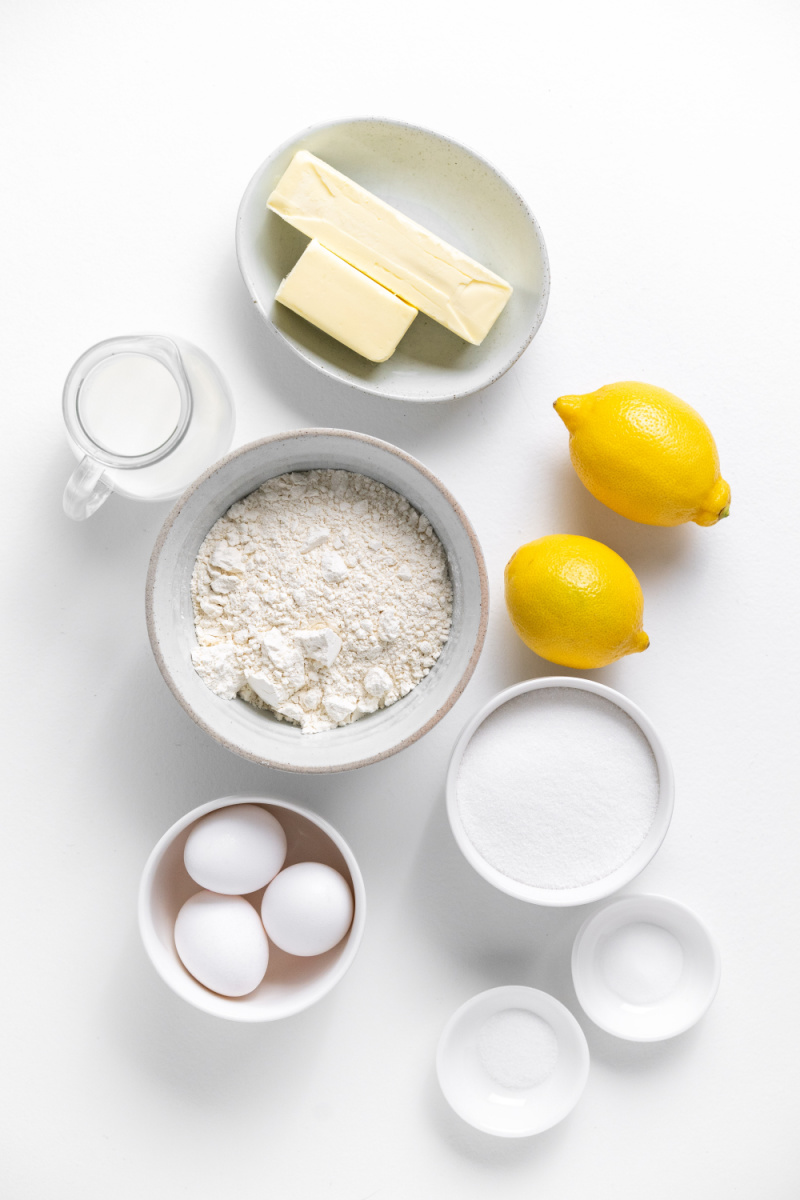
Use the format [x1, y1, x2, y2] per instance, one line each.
[63, 455, 113, 521]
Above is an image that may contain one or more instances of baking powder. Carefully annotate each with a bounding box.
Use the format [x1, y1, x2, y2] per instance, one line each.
[477, 1008, 559, 1089]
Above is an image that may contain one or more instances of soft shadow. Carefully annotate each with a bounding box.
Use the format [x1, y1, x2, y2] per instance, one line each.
[272, 300, 384, 384]
[424, 1062, 574, 1166]
[582, 1014, 704, 1074]
[91, 648, 391, 846]
[105, 924, 331, 1110]
[258, 209, 307, 280]
[404, 786, 588, 998]
[549, 459, 700, 584]
[393, 312, 474, 368]
[223, 255, 511, 453]
[49, 442, 175, 565]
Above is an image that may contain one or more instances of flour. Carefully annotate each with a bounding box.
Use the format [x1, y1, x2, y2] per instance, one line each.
[190, 470, 453, 733]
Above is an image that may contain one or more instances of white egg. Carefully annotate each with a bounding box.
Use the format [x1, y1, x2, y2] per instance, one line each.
[174, 891, 269, 997]
[183, 803, 287, 894]
[261, 862, 354, 957]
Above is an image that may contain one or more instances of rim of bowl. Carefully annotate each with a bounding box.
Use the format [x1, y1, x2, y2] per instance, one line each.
[138, 794, 367, 1021]
[235, 115, 551, 403]
[445, 676, 675, 906]
[435, 985, 590, 1136]
[571, 892, 722, 1041]
[145, 428, 489, 773]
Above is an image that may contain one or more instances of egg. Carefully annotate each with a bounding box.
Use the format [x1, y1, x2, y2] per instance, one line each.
[174, 891, 269, 997]
[261, 862, 354, 957]
[183, 803, 287, 894]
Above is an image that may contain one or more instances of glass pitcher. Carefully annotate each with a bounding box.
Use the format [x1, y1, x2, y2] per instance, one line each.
[62, 334, 235, 520]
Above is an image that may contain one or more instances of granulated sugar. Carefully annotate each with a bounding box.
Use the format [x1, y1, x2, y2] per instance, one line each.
[477, 1008, 559, 1089]
[456, 688, 659, 889]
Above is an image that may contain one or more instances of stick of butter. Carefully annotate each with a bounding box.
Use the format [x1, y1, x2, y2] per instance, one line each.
[268, 151, 513, 345]
[275, 239, 418, 363]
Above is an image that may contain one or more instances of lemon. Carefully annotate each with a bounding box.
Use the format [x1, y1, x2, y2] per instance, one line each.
[554, 381, 731, 527]
[504, 535, 649, 669]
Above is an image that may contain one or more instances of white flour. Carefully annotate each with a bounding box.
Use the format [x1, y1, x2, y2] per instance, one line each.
[190, 469, 452, 733]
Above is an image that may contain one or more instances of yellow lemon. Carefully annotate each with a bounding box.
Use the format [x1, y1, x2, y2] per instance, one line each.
[554, 381, 731, 527]
[504, 535, 649, 669]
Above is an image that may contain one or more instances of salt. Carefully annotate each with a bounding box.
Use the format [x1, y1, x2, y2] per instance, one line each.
[456, 688, 659, 889]
[599, 921, 684, 1004]
[476, 1008, 559, 1089]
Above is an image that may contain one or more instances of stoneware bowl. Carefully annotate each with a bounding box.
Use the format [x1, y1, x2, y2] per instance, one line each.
[146, 429, 488, 772]
[139, 794, 366, 1021]
[436, 986, 590, 1136]
[571, 893, 721, 1041]
[446, 677, 675, 906]
[236, 116, 550, 401]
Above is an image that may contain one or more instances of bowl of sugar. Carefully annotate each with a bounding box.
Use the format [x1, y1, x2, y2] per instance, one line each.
[446, 677, 674, 906]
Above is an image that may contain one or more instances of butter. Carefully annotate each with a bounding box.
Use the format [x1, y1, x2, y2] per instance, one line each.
[268, 151, 513, 345]
[275, 239, 418, 363]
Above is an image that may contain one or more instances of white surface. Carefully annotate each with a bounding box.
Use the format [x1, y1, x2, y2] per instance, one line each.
[1, 0, 798, 1196]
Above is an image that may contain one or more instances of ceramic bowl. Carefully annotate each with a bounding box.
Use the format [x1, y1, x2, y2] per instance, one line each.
[139, 794, 366, 1021]
[446, 677, 675, 906]
[436, 986, 590, 1136]
[571, 893, 721, 1041]
[236, 117, 550, 402]
[146, 429, 488, 772]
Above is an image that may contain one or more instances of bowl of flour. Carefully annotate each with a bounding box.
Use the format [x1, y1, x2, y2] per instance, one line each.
[446, 678, 674, 906]
[146, 429, 488, 772]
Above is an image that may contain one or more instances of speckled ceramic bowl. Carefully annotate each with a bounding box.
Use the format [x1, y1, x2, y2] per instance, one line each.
[146, 429, 488, 772]
[236, 117, 550, 401]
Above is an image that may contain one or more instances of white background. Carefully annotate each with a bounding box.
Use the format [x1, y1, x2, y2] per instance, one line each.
[2, 1, 799, 1196]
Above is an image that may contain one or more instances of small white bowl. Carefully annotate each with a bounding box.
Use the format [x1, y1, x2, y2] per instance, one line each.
[446, 677, 675, 906]
[146, 429, 488, 772]
[236, 117, 550, 402]
[571, 894, 721, 1041]
[436, 986, 590, 1136]
[138, 795, 366, 1021]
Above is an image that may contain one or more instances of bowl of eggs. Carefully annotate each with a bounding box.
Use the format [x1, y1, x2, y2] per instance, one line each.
[138, 794, 366, 1021]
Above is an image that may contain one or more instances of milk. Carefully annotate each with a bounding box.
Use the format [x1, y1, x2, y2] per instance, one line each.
[66, 338, 234, 502]
[78, 353, 182, 458]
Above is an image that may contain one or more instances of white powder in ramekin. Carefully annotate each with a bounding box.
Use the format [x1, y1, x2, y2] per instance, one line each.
[456, 688, 659, 890]
[477, 1008, 559, 1089]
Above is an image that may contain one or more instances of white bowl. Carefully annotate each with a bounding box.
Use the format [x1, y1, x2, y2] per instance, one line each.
[138, 795, 366, 1021]
[436, 986, 590, 1136]
[236, 117, 550, 402]
[571, 894, 721, 1041]
[146, 429, 488, 772]
[446, 677, 675, 906]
